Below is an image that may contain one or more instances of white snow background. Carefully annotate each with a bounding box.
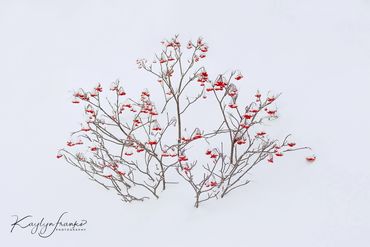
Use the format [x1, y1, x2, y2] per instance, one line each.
[1, 0, 370, 246]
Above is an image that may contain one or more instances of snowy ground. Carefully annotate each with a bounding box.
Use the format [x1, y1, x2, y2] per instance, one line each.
[1, 0, 370, 246]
